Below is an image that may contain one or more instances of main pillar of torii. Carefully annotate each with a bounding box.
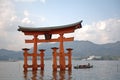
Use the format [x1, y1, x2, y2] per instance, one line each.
[18, 21, 82, 71]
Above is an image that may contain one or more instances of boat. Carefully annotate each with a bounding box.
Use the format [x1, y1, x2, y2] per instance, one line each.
[74, 63, 93, 69]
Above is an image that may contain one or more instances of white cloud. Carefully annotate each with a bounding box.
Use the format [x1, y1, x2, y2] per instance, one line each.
[0, 0, 46, 51]
[97, 21, 106, 30]
[0, 0, 35, 51]
[75, 18, 120, 44]
[0, 0, 15, 33]
[22, 10, 46, 26]
[22, 17, 33, 24]
[23, 10, 29, 17]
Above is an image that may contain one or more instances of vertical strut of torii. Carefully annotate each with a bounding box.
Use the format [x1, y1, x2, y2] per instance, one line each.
[18, 21, 82, 71]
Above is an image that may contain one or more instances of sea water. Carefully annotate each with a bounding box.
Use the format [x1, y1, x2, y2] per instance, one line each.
[0, 60, 120, 80]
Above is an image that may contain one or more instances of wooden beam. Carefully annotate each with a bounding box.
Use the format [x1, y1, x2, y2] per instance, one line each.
[38, 38, 59, 42]
[25, 37, 74, 43]
[27, 54, 33, 56]
[25, 39, 34, 43]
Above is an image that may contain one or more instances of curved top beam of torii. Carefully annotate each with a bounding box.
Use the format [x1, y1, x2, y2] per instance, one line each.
[18, 20, 82, 35]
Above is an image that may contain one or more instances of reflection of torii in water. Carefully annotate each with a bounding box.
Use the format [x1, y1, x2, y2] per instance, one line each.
[24, 69, 72, 80]
[18, 21, 82, 71]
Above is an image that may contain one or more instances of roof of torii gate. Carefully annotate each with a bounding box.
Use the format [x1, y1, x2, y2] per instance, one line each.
[18, 21, 82, 35]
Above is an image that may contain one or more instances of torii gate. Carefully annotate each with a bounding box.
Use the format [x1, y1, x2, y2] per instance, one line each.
[18, 21, 82, 71]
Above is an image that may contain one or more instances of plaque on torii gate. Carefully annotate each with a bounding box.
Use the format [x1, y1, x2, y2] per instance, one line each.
[18, 21, 82, 71]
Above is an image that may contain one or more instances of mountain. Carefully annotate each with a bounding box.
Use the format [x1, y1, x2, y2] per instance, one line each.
[0, 49, 23, 60]
[0, 41, 120, 60]
[37, 41, 120, 57]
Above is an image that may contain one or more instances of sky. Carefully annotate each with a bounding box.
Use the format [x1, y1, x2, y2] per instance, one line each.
[0, 0, 120, 51]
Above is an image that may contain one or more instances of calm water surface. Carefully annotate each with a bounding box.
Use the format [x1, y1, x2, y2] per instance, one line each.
[0, 60, 120, 80]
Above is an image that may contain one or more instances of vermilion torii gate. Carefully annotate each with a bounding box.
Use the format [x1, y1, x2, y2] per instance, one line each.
[18, 21, 82, 71]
